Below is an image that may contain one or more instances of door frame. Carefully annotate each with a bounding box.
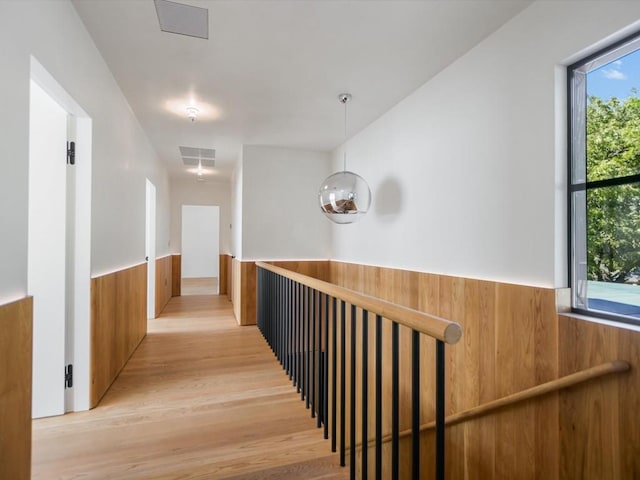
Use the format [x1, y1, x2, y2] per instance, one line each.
[30, 56, 92, 412]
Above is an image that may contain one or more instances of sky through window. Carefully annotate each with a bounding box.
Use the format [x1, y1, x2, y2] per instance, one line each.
[588, 49, 640, 99]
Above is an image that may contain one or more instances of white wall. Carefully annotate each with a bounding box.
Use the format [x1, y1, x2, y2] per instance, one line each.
[181, 205, 220, 278]
[0, 0, 171, 303]
[330, 1, 640, 289]
[241, 145, 332, 260]
[231, 156, 243, 259]
[170, 179, 231, 255]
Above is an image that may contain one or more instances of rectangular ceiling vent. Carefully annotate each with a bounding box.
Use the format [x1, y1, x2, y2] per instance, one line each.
[154, 0, 208, 40]
[180, 146, 215, 167]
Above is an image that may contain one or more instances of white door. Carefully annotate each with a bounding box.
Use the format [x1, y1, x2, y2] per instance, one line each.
[146, 179, 156, 319]
[28, 80, 67, 418]
[181, 205, 220, 287]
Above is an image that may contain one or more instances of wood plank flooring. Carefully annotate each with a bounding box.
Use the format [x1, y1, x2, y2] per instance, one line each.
[32, 294, 347, 480]
[182, 277, 219, 296]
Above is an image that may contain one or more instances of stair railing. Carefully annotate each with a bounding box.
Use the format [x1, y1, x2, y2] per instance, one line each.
[256, 261, 462, 480]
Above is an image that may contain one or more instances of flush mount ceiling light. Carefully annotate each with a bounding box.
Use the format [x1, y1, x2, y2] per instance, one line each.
[186, 105, 199, 122]
[154, 0, 208, 40]
[318, 94, 371, 224]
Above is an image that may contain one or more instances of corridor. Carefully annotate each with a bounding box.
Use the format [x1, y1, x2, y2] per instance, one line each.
[32, 294, 347, 479]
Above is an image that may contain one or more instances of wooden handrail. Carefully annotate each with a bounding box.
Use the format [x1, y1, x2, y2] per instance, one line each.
[350, 360, 630, 451]
[256, 261, 462, 344]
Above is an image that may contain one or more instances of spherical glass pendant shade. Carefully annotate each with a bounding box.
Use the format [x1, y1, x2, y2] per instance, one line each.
[318, 171, 371, 224]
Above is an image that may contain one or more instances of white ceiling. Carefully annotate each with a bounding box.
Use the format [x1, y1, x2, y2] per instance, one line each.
[72, 0, 531, 182]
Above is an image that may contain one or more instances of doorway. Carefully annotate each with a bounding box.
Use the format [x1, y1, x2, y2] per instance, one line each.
[28, 57, 92, 416]
[181, 205, 219, 295]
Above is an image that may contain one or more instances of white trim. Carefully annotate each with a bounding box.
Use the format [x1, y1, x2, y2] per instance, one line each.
[562, 312, 640, 334]
[30, 56, 92, 412]
[91, 261, 147, 280]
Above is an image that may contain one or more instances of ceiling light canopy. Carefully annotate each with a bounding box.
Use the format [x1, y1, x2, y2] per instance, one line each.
[186, 105, 199, 122]
[165, 98, 221, 121]
[318, 94, 371, 224]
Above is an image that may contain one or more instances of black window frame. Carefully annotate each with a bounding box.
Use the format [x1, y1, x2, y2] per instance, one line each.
[567, 30, 640, 327]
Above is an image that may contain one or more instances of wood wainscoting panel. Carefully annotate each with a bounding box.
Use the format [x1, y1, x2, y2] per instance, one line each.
[171, 254, 181, 297]
[90, 263, 147, 407]
[558, 315, 640, 479]
[232, 260, 256, 326]
[0, 296, 33, 480]
[226, 255, 233, 300]
[325, 260, 637, 479]
[232, 260, 330, 326]
[155, 255, 173, 317]
[231, 258, 242, 324]
[270, 260, 331, 282]
[219, 254, 230, 295]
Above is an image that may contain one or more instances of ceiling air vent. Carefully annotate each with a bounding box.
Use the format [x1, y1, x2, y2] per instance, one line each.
[154, 0, 208, 40]
[179, 146, 215, 167]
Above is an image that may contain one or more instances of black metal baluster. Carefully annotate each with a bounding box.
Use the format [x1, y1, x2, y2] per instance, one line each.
[264, 270, 268, 344]
[350, 304, 356, 480]
[306, 286, 311, 409]
[412, 330, 420, 480]
[282, 278, 285, 367]
[278, 276, 282, 363]
[311, 289, 316, 418]
[273, 273, 276, 349]
[276, 274, 280, 356]
[286, 278, 291, 375]
[362, 310, 369, 480]
[340, 300, 346, 467]
[280, 276, 284, 365]
[331, 296, 338, 452]
[319, 350, 324, 423]
[279, 276, 282, 362]
[257, 268, 261, 332]
[300, 283, 304, 396]
[317, 292, 323, 430]
[298, 281, 302, 388]
[292, 281, 297, 387]
[260, 269, 265, 339]
[279, 276, 282, 361]
[375, 314, 382, 480]
[290, 279, 294, 381]
[267, 271, 271, 346]
[259, 269, 263, 336]
[436, 340, 445, 480]
[316, 292, 324, 428]
[391, 322, 399, 480]
[275, 275, 278, 353]
[301, 286, 306, 402]
[297, 282, 302, 391]
[287, 279, 291, 378]
[267, 275, 273, 351]
[324, 292, 329, 439]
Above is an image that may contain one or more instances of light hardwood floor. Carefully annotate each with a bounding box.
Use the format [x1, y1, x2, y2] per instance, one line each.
[182, 277, 219, 296]
[32, 294, 347, 479]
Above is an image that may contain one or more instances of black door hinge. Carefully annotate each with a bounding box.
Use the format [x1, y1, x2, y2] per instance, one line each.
[67, 141, 75, 165]
[65, 364, 73, 389]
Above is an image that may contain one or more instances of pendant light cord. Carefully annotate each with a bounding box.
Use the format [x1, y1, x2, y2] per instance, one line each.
[343, 97, 347, 172]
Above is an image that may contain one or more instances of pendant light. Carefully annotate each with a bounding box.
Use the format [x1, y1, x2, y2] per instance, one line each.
[318, 93, 371, 224]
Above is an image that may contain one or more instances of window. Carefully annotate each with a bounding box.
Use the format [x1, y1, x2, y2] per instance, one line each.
[569, 32, 640, 325]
